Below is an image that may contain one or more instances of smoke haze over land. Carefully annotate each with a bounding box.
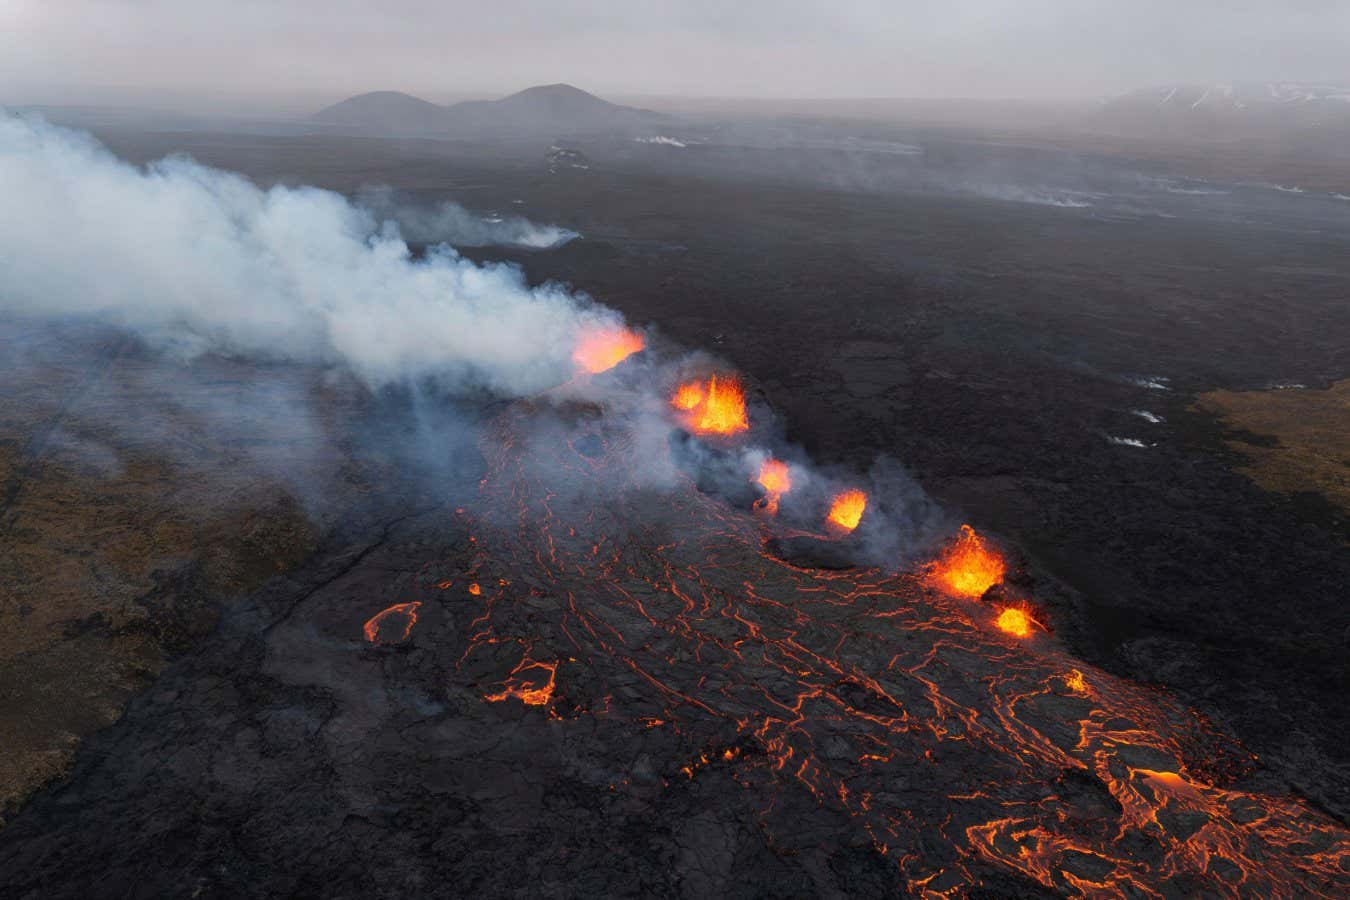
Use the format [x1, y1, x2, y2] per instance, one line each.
[0, 110, 946, 567]
[0, 112, 613, 395]
[3, 1, 1349, 110]
[2, 7, 1350, 894]
[355, 187, 579, 249]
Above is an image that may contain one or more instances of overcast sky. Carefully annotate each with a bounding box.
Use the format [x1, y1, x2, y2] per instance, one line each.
[4, 0, 1349, 109]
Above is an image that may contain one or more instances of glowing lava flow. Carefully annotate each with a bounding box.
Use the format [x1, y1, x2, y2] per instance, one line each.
[483, 656, 559, 707]
[753, 458, 791, 515]
[454, 399, 1349, 897]
[928, 524, 1007, 599]
[671, 374, 749, 436]
[572, 325, 645, 374]
[362, 602, 422, 644]
[826, 488, 867, 531]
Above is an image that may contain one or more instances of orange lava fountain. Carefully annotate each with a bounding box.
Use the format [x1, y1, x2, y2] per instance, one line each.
[995, 607, 1033, 638]
[927, 524, 1006, 599]
[753, 458, 792, 515]
[572, 325, 645, 374]
[826, 489, 867, 532]
[671, 381, 704, 410]
[671, 374, 749, 436]
[362, 601, 422, 644]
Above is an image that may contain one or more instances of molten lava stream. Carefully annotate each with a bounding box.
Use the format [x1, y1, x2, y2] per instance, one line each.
[362, 601, 421, 644]
[572, 325, 645, 374]
[460, 398, 1349, 897]
[484, 656, 559, 707]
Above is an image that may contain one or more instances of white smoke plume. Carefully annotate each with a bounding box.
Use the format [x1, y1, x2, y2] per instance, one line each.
[354, 186, 579, 249]
[0, 112, 618, 395]
[0, 112, 943, 564]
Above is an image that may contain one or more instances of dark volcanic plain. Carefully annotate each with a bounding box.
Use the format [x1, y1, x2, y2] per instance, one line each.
[1, 116, 1348, 897]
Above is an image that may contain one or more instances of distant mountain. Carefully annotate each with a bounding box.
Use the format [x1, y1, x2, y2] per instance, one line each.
[313, 91, 449, 133]
[1094, 82, 1350, 145]
[314, 84, 662, 137]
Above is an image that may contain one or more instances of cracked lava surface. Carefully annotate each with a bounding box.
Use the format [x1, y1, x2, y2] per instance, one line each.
[1, 390, 1345, 898]
[453, 397, 1348, 896]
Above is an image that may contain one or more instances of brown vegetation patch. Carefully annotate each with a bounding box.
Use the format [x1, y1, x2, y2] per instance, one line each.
[1195, 379, 1350, 516]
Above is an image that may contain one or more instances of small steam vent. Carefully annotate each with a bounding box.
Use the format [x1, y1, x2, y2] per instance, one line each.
[546, 145, 590, 173]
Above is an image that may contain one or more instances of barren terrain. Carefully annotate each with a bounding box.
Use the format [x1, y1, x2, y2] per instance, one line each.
[1, 118, 1347, 896]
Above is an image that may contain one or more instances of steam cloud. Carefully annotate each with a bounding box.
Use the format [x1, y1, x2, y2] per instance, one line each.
[0, 112, 612, 396]
[355, 187, 579, 249]
[0, 111, 943, 565]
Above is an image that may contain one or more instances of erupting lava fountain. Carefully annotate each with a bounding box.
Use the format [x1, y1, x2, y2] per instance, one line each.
[927, 524, 1007, 599]
[753, 458, 792, 515]
[671, 374, 750, 436]
[572, 325, 645, 374]
[826, 488, 867, 532]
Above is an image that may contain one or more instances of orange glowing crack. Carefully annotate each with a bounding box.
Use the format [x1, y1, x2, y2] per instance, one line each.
[679, 745, 743, 779]
[484, 658, 559, 706]
[1137, 769, 1204, 801]
[455, 394, 1350, 895]
[362, 601, 422, 644]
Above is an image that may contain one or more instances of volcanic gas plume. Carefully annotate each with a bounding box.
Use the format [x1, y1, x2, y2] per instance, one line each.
[0, 115, 617, 396]
[572, 325, 646, 374]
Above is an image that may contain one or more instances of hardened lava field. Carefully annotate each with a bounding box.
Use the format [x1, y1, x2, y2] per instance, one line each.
[448, 397, 1349, 896]
[0, 377, 1346, 899]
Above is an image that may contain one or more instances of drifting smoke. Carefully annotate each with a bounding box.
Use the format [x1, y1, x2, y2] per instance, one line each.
[0, 111, 943, 566]
[0, 112, 614, 396]
[633, 136, 689, 148]
[971, 186, 1095, 208]
[355, 186, 579, 249]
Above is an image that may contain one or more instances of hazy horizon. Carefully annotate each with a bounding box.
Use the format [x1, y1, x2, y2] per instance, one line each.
[4, 1, 1349, 116]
